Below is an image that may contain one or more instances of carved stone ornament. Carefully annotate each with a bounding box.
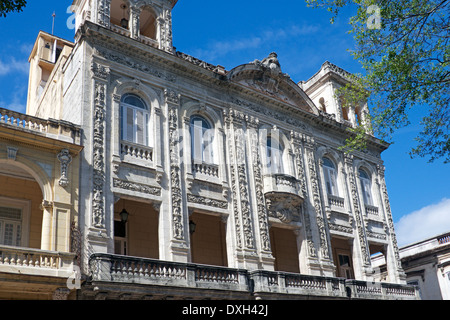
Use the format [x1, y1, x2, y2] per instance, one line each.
[265, 193, 302, 224]
[57, 149, 72, 188]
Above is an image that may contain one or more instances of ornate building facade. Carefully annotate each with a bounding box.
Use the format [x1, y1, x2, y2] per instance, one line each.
[3, 0, 420, 300]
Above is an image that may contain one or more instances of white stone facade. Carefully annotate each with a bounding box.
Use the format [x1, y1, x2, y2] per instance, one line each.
[20, 0, 419, 299]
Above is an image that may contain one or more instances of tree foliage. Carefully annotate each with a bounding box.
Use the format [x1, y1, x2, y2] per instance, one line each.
[0, 0, 27, 17]
[306, 0, 450, 163]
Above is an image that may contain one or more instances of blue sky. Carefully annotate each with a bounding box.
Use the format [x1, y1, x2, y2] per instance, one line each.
[0, 0, 449, 246]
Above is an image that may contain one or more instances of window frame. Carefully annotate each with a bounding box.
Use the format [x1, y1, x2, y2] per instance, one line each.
[266, 135, 285, 174]
[359, 168, 374, 206]
[0, 196, 30, 248]
[120, 93, 151, 147]
[322, 157, 339, 196]
[190, 115, 215, 165]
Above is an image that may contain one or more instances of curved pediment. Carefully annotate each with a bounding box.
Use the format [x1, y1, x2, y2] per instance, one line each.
[227, 53, 319, 116]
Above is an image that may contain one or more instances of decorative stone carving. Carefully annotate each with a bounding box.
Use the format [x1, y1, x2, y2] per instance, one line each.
[57, 149, 72, 188]
[166, 89, 185, 241]
[345, 154, 370, 266]
[378, 165, 404, 271]
[187, 194, 227, 209]
[97, 0, 111, 28]
[305, 137, 330, 260]
[113, 178, 162, 196]
[265, 193, 302, 224]
[91, 63, 109, 229]
[247, 117, 271, 252]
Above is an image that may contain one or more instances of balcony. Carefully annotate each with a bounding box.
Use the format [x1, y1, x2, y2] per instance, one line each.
[263, 174, 302, 198]
[87, 254, 419, 300]
[0, 107, 81, 145]
[345, 279, 419, 300]
[0, 245, 76, 278]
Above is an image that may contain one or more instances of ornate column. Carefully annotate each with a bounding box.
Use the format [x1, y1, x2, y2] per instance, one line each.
[165, 89, 189, 261]
[130, 6, 140, 39]
[224, 108, 258, 269]
[246, 115, 274, 270]
[377, 165, 406, 283]
[303, 135, 334, 275]
[344, 154, 372, 279]
[97, 0, 111, 28]
[291, 132, 320, 273]
[158, 9, 173, 53]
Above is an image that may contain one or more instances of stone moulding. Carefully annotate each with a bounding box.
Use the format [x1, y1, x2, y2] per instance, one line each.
[113, 178, 161, 197]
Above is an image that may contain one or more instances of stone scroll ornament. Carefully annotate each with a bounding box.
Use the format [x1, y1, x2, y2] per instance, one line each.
[166, 89, 185, 241]
[57, 149, 72, 188]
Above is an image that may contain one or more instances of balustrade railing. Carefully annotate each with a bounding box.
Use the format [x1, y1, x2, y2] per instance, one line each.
[365, 204, 379, 216]
[0, 245, 76, 277]
[192, 162, 219, 178]
[438, 233, 450, 245]
[346, 279, 419, 300]
[121, 141, 153, 163]
[328, 194, 345, 209]
[88, 254, 419, 300]
[0, 108, 81, 144]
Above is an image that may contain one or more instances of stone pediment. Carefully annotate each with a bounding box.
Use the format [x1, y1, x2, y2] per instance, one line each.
[227, 53, 319, 115]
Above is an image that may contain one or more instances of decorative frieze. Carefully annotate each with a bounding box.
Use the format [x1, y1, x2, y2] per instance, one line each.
[113, 178, 161, 197]
[95, 48, 177, 83]
[187, 194, 227, 209]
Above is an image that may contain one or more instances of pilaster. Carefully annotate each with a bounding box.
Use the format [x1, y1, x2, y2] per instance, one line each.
[165, 88, 189, 262]
[224, 108, 259, 270]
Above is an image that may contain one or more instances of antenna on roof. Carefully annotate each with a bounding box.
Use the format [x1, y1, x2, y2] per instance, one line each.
[52, 11, 56, 35]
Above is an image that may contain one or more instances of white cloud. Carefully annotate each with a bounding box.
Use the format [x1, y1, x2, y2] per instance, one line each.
[395, 198, 450, 247]
[0, 57, 29, 76]
[192, 23, 320, 62]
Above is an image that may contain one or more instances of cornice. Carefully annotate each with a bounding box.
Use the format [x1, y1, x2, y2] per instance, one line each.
[78, 21, 389, 152]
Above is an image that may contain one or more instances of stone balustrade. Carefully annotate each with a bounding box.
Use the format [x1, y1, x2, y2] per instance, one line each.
[121, 141, 153, 163]
[250, 270, 347, 299]
[0, 245, 76, 278]
[263, 174, 302, 199]
[88, 254, 420, 300]
[0, 108, 81, 145]
[89, 254, 249, 293]
[365, 204, 379, 216]
[345, 279, 419, 300]
[328, 194, 345, 209]
[192, 162, 220, 178]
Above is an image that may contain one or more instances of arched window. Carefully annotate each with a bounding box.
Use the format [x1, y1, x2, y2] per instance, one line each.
[359, 169, 373, 205]
[139, 6, 157, 39]
[323, 157, 339, 196]
[121, 93, 150, 146]
[267, 136, 284, 174]
[190, 116, 214, 164]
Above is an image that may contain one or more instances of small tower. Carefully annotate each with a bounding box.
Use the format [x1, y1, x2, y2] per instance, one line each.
[71, 0, 178, 53]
